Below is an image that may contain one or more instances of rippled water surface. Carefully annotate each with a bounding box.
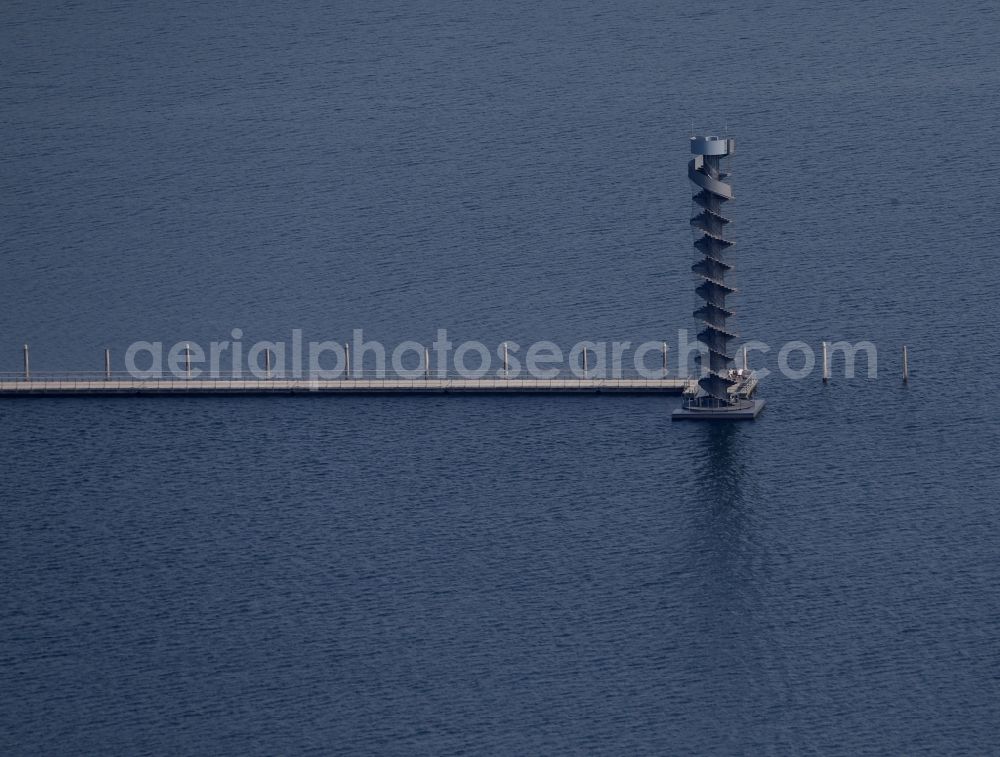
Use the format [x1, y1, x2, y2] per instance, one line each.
[2, 1, 999, 754]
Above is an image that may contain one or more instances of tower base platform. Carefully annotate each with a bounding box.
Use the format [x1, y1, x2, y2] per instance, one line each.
[672, 399, 765, 421]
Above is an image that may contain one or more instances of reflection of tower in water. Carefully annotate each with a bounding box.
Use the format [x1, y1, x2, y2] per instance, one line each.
[683, 422, 782, 717]
[697, 423, 746, 507]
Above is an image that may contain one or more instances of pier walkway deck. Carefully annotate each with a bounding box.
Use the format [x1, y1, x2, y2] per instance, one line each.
[0, 375, 697, 397]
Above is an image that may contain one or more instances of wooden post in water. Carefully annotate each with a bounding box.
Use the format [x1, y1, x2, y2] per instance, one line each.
[185, 343, 192, 379]
[23, 344, 30, 382]
[265, 349, 272, 379]
[742, 345, 748, 371]
[583, 347, 588, 378]
[503, 342, 509, 378]
[902, 345, 909, 383]
[105, 349, 111, 380]
[663, 342, 668, 375]
[822, 341, 829, 383]
[344, 343, 350, 379]
[424, 348, 430, 380]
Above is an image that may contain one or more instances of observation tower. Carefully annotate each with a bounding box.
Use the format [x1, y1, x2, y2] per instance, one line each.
[673, 135, 765, 420]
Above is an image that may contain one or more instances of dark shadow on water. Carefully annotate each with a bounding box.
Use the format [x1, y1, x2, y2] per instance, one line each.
[694, 422, 748, 510]
[684, 421, 763, 624]
[675, 422, 777, 712]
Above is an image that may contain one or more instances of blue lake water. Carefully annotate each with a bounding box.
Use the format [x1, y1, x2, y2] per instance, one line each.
[2, 0, 999, 753]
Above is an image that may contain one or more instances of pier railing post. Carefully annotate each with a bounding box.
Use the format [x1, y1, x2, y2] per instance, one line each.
[344, 343, 350, 379]
[23, 344, 30, 382]
[185, 343, 192, 379]
[503, 342, 509, 378]
[105, 348, 111, 381]
[265, 349, 272, 379]
[663, 342, 668, 376]
[424, 348, 429, 380]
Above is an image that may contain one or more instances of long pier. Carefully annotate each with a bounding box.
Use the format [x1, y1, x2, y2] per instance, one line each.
[0, 375, 697, 397]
